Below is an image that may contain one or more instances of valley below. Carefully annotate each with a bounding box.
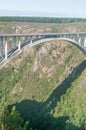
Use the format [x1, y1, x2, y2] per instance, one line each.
[0, 21, 86, 130]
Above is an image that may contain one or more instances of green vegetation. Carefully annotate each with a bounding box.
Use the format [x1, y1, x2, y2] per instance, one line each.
[0, 21, 86, 130]
[1, 106, 29, 130]
[0, 16, 86, 23]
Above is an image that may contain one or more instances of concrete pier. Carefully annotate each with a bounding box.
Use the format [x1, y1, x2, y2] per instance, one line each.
[25, 36, 28, 44]
[79, 35, 82, 45]
[18, 36, 21, 50]
[30, 37, 32, 44]
[84, 38, 86, 47]
[72, 34, 76, 41]
[1, 37, 4, 57]
[5, 37, 8, 59]
[14, 36, 16, 48]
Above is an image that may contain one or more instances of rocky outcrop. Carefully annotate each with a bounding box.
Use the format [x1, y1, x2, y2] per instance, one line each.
[32, 43, 51, 72]
[32, 41, 72, 78]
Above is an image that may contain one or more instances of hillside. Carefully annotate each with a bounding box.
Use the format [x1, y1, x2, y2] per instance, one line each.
[0, 21, 86, 34]
[0, 22, 86, 130]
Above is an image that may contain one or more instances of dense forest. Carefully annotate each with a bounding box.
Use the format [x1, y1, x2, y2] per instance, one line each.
[0, 16, 86, 23]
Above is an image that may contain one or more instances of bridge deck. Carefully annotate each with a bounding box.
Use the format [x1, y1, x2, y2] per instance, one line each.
[0, 32, 86, 37]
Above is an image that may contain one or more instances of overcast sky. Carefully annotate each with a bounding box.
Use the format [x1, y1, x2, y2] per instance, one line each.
[0, 0, 86, 17]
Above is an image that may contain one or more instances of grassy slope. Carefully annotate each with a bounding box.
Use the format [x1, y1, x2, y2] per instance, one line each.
[0, 22, 86, 130]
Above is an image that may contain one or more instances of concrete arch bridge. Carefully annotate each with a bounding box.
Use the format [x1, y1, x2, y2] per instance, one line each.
[0, 32, 86, 62]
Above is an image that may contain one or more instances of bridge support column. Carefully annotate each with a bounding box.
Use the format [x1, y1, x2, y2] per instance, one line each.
[1, 37, 4, 57]
[14, 36, 16, 48]
[30, 37, 32, 44]
[5, 37, 8, 59]
[79, 35, 82, 45]
[73, 35, 76, 41]
[18, 37, 21, 50]
[84, 38, 86, 47]
[25, 36, 28, 44]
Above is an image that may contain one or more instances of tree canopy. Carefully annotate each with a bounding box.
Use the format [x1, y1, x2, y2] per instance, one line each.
[0, 16, 86, 23]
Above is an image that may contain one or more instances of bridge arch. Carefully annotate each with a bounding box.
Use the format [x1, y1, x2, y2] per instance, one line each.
[30, 37, 86, 55]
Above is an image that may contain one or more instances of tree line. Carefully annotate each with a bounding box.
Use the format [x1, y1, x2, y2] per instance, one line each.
[0, 16, 86, 23]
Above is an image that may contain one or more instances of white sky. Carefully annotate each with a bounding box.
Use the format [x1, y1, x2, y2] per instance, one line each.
[0, 0, 86, 17]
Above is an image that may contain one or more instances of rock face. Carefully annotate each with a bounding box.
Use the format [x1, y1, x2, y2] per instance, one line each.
[32, 43, 50, 72]
[32, 41, 72, 78]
